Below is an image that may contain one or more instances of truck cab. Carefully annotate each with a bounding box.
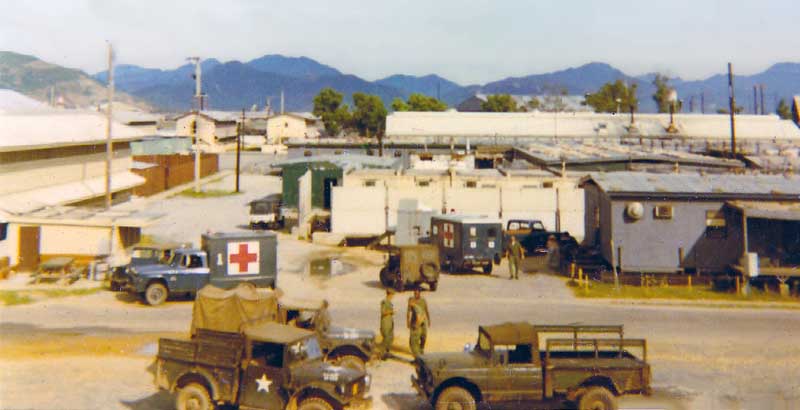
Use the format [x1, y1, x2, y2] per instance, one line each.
[412, 323, 650, 410]
[126, 248, 210, 305]
[156, 322, 371, 410]
[249, 193, 285, 230]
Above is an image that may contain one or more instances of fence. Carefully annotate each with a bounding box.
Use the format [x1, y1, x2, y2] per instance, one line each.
[132, 154, 219, 196]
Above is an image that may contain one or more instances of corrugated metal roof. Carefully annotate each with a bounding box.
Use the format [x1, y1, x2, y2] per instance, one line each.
[585, 172, 800, 197]
[727, 200, 800, 221]
[274, 154, 399, 170]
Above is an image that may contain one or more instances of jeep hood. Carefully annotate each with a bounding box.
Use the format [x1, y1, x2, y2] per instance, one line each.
[129, 263, 171, 275]
[419, 351, 490, 371]
[325, 326, 375, 341]
[292, 361, 364, 386]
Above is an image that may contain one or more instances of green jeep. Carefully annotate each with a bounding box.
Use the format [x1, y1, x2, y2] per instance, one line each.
[412, 323, 651, 410]
[379, 244, 440, 291]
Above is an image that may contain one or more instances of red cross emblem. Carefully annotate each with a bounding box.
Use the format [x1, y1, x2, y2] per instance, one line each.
[228, 241, 259, 274]
[442, 224, 454, 248]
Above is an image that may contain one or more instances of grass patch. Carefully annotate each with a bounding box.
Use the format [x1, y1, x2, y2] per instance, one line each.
[0, 287, 103, 306]
[570, 280, 798, 303]
[179, 189, 242, 198]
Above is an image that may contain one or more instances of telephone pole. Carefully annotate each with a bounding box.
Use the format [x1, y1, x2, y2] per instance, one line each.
[105, 43, 115, 209]
[727, 63, 737, 158]
[188, 57, 203, 192]
[236, 109, 243, 193]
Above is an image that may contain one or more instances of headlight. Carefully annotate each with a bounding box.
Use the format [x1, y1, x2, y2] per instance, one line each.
[336, 384, 346, 395]
[364, 375, 371, 389]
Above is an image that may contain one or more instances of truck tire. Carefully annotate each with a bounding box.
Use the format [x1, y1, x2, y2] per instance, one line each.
[379, 267, 393, 287]
[298, 397, 335, 410]
[429, 281, 438, 291]
[333, 354, 366, 372]
[482, 264, 493, 274]
[420, 263, 438, 281]
[145, 282, 168, 306]
[176, 382, 212, 410]
[435, 386, 476, 410]
[577, 386, 617, 410]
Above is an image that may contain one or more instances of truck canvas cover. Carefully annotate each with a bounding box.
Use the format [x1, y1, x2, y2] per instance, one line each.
[191, 284, 281, 334]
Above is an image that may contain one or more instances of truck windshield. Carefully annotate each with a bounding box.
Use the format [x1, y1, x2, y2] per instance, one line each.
[288, 337, 323, 362]
[475, 332, 491, 356]
[251, 203, 271, 215]
[533, 222, 545, 231]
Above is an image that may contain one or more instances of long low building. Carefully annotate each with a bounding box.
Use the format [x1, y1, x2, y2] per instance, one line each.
[386, 111, 800, 143]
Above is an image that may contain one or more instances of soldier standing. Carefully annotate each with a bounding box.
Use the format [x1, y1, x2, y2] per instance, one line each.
[508, 235, 525, 280]
[314, 299, 332, 333]
[379, 289, 395, 359]
[407, 289, 431, 356]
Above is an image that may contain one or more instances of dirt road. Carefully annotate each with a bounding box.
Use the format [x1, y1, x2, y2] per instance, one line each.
[2, 174, 799, 410]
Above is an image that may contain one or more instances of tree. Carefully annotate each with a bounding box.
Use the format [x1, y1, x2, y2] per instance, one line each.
[392, 93, 447, 112]
[585, 80, 638, 113]
[481, 94, 518, 112]
[313, 88, 350, 136]
[526, 97, 541, 111]
[652, 74, 682, 113]
[716, 105, 744, 114]
[776, 98, 792, 120]
[540, 85, 568, 112]
[351, 92, 387, 137]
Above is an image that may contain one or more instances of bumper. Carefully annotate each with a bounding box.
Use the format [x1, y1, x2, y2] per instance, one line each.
[411, 375, 432, 399]
[344, 396, 372, 410]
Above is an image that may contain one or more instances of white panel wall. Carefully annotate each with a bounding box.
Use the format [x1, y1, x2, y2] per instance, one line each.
[387, 187, 442, 228]
[558, 187, 585, 241]
[40, 225, 113, 255]
[445, 188, 501, 217]
[331, 186, 386, 235]
[501, 188, 557, 230]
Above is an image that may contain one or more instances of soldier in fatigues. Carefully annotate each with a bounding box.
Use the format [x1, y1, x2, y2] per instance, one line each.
[379, 289, 394, 359]
[407, 289, 430, 357]
[508, 235, 525, 280]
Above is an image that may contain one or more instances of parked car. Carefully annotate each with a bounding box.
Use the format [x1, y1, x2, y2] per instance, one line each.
[379, 244, 440, 291]
[412, 323, 651, 410]
[430, 215, 503, 274]
[278, 298, 377, 372]
[122, 232, 277, 305]
[249, 193, 285, 230]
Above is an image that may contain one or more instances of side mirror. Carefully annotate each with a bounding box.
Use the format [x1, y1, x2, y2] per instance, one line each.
[463, 343, 473, 353]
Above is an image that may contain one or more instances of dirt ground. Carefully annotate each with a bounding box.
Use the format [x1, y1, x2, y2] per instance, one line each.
[2, 174, 800, 410]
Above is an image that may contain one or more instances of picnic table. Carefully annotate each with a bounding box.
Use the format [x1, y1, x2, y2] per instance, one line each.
[34, 257, 81, 285]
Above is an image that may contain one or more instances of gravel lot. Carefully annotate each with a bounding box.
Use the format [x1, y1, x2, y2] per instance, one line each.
[2, 173, 799, 410]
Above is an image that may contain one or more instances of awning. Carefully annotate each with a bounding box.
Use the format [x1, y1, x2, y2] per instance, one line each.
[727, 201, 800, 221]
[0, 172, 145, 214]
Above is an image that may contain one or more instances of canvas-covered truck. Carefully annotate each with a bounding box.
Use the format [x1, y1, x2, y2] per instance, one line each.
[278, 298, 377, 372]
[123, 232, 277, 305]
[250, 193, 285, 230]
[412, 323, 651, 410]
[156, 285, 371, 410]
[430, 215, 503, 274]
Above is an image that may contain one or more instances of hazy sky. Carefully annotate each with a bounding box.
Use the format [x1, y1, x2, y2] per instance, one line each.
[1, 0, 797, 84]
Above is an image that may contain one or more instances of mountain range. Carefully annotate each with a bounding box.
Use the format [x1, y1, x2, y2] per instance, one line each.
[2, 50, 798, 115]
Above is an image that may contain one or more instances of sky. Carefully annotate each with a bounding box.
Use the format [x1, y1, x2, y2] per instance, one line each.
[1, 0, 797, 84]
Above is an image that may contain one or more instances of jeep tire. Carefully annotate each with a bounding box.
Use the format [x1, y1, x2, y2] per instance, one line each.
[379, 267, 393, 288]
[298, 397, 335, 410]
[435, 386, 476, 410]
[176, 382, 211, 410]
[577, 386, 617, 410]
[145, 282, 168, 306]
[429, 281, 438, 291]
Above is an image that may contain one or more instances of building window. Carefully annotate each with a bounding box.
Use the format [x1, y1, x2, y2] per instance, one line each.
[543, 182, 554, 188]
[417, 180, 430, 187]
[654, 205, 674, 220]
[393, 151, 402, 157]
[364, 180, 376, 187]
[465, 181, 477, 188]
[705, 210, 727, 238]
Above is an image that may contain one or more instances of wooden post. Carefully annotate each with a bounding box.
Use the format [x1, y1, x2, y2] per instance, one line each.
[570, 263, 576, 279]
[688, 275, 692, 291]
[578, 267, 583, 282]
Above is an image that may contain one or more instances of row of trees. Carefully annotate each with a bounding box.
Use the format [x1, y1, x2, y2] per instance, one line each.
[312, 88, 387, 137]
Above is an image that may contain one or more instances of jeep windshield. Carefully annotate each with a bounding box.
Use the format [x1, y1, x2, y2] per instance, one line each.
[474, 331, 492, 356]
[288, 336, 323, 362]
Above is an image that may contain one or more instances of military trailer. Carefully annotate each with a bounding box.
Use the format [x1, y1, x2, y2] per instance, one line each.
[249, 193, 285, 230]
[379, 244, 440, 291]
[278, 298, 377, 372]
[412, 323, 651, 410]
[122, 232, 278, 305]
[430, 215, 503, 274]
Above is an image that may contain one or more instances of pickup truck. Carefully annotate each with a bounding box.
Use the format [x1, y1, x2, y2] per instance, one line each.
[155, 322, 371, 410]
[109, 243, 189, 291]
[412, 323, 651, 410]
[123, 232, 277, 305]
[505, 219, 579, 265]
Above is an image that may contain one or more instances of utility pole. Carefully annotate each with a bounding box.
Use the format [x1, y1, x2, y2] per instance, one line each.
[280, 89, 285, 114]
[753, 85, 758, 114]
[759, 84, 766, 116]
[187, 57, 203, 192]
[235, 109, 243, 193]
[105, 42, 114, 210]
[187, 57, 204, 110]
[727, 63, 737, 158]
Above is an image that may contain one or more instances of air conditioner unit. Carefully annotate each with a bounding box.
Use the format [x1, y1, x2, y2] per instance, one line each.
[654, 205, 674, 219]
[626, 202, 644, 220]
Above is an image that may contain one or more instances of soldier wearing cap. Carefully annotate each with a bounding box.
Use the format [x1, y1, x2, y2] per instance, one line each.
[379, 289, 395, 359]
[407, 289, 430, 357]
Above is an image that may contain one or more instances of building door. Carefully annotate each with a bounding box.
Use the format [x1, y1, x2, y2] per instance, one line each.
[323, 177, 338, 209]
[18, 226, 41, 271]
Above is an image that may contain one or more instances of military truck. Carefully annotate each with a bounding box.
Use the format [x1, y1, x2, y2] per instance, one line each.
[250, 193, 285, 230]
[430, 215, 503, 274]
[412, 323, 651, 410]
[379, 244, 440, 291]
[109, 242, 190, 291]
[123, 232, 277, 305]
[278, 298, 376, 372]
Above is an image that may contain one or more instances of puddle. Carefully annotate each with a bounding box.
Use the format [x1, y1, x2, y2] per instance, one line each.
[306, 257, 355, 278]
[137, 342, 158, 356]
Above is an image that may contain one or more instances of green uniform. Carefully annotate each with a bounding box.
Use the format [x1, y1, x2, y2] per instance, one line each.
[379, 298, 394, 357]
[509, 241, 524, 279]
[408, 297, 430, 357]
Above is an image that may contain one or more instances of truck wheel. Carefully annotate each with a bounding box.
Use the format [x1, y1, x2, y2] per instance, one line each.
[176, 382, 211, 410]
[482, 264, 493, 274]
[420, 263, 438, 281]
[379, 267, 392, 287]
[393, 278, 405, 292]
[577, 386, 617, 410]
[145, 282, 168, 306]
[435, 386, 476, 410]
[493, 253, 501, 265]
[298, 397, 334, 410]
[333, 354, 366, 372]
[429, 281, 438, 291]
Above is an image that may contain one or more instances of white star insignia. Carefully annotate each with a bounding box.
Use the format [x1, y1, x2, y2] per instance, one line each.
[256, 373, 272, 393]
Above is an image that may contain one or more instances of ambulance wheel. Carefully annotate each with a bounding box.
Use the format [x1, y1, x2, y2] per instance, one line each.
[144, 282, 168, 306]
[379, 267, 393, 287]
[483, 264, 493, 274]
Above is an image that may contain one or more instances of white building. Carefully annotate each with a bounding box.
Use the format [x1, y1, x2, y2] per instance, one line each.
[175, 111, 240, 151]
[267, 113, 320, 143]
